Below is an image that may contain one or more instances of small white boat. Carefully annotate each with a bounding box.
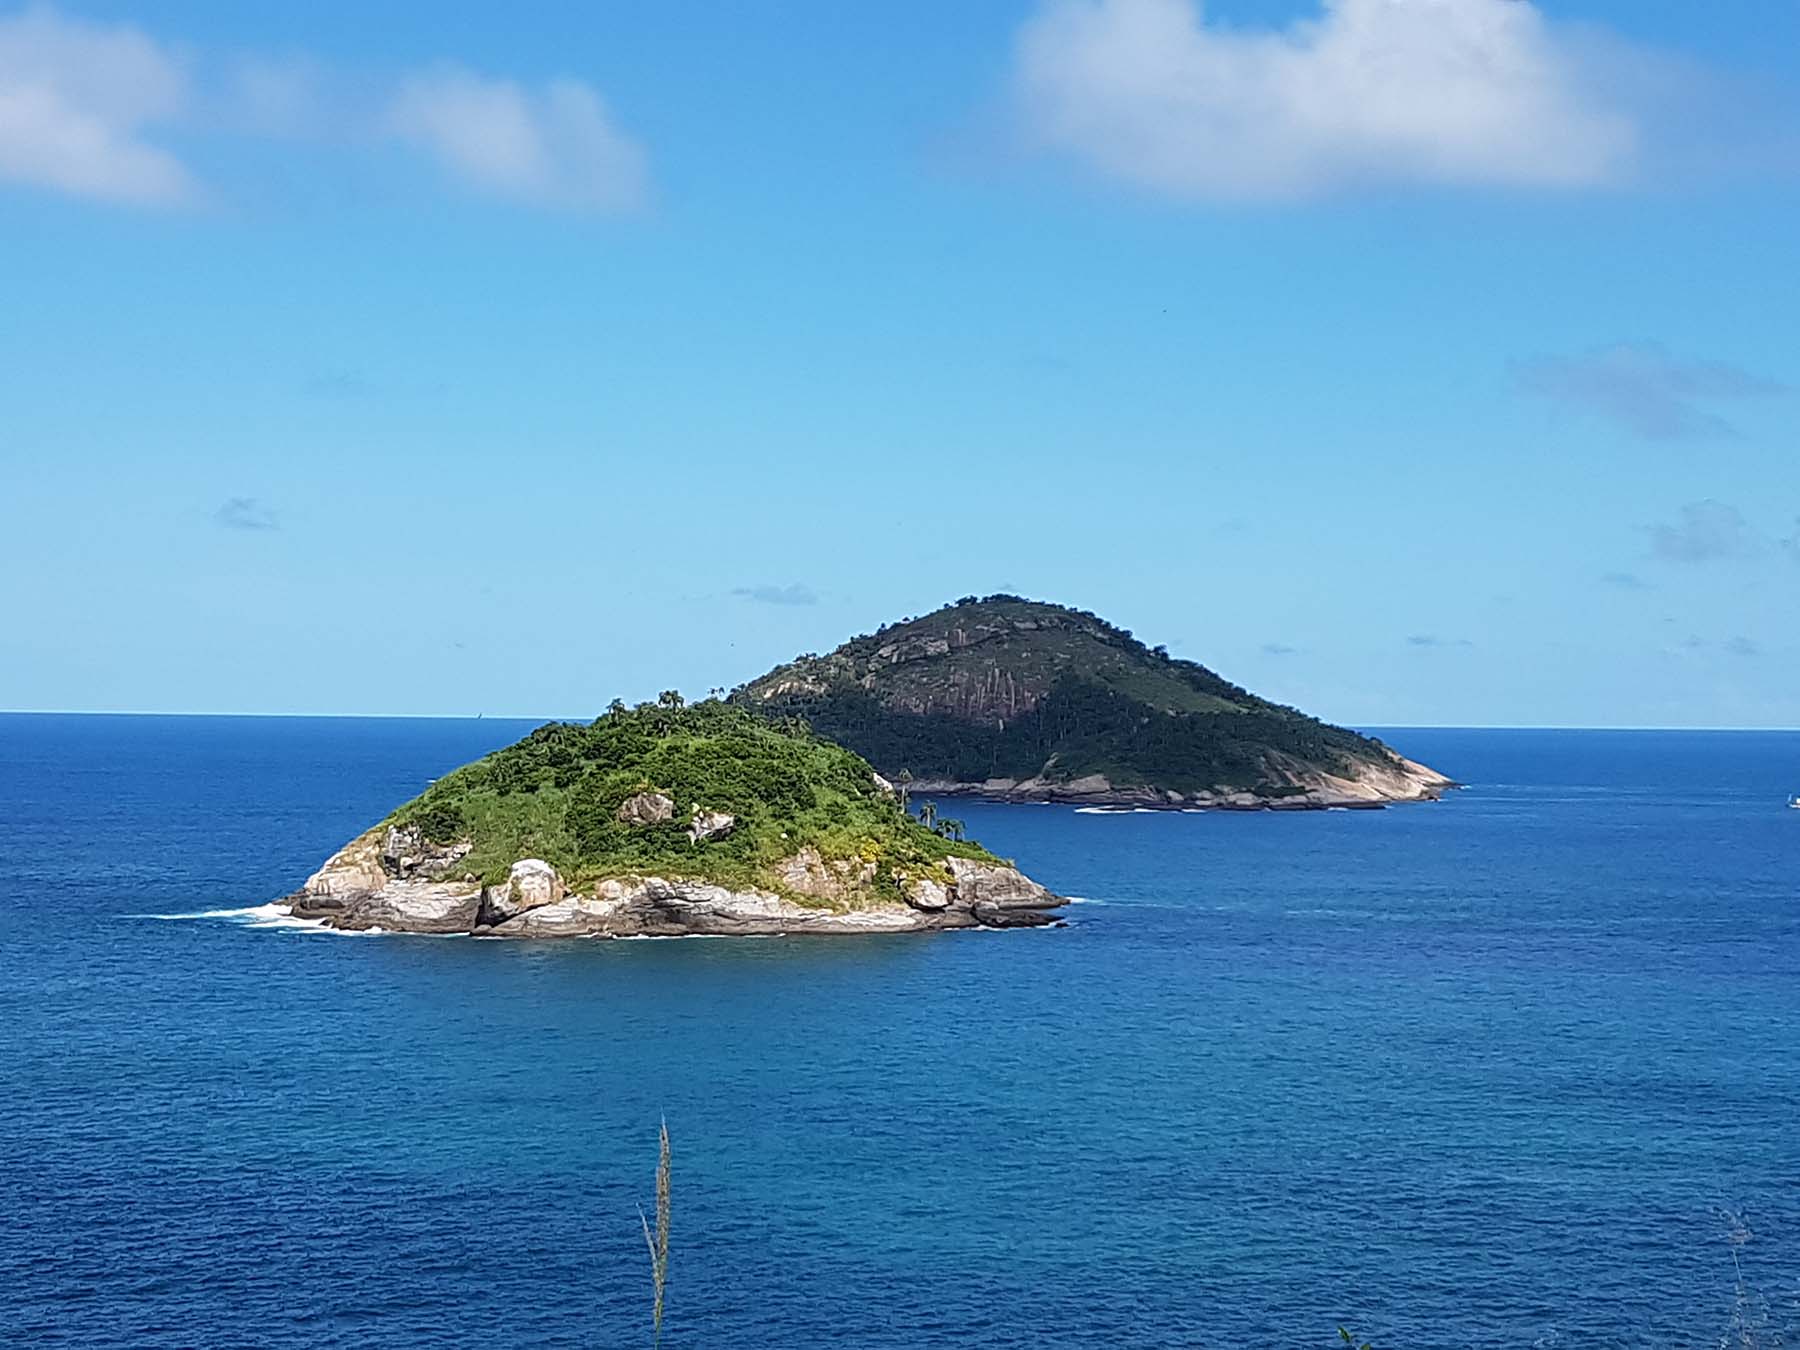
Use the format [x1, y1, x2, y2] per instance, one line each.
[1790, 796, 1800, 809]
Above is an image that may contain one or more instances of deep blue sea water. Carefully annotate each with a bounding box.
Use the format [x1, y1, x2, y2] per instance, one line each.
[2, 717, 1797, 1349]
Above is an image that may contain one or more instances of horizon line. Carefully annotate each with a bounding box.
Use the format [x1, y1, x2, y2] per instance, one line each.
[1, 709, 1796, 734]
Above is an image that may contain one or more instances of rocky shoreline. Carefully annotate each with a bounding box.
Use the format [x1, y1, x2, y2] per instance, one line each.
[905, 753, 1456, 811]
[286, 824, 1066, 938]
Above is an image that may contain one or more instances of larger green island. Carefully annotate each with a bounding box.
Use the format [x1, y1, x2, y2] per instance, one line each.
[735, 595, 1451, 809]
[288, 699, 1062, 937]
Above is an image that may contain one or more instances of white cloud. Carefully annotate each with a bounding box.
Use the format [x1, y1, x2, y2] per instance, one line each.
[0, 5, 197, 205]
[1011, 0, 1641, 201]
[0, 9, 648, 214]
[387, 67, 647, 212]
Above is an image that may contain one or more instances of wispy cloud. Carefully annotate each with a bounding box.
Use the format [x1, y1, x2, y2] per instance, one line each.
[386, 67, 648, 212]
[732, 583, 819, 607]
[302, 369, 377, 400]
[1261, 642, 1298, 656]
[0, 8, 648, 213]
[1601, 571, 1654, 591]
[1515, 342, 1785, 440]
[0, 6, 197, 206]
[1645, 500, 1756, 563]
[1406, 634, 1472, 649]
[214, 496, 278, 531]
[1673, 634, 1765, 660]
[1009, 0, 1646, 203]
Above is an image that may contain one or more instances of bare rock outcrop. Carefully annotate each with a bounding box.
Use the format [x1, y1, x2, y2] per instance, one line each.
[901, 876, 951, 911]
[686, 810, 736, 843]
[478, 858, 565, 926]
[301, 828, 387, 900]
[905, 750, 1455, 812]
[617, 792, 676, 825]
[945, 855, 1055, 907]
[380, 824, 472, 879]
[772, 846, 877, 902]
[285, 834, 1063, 940]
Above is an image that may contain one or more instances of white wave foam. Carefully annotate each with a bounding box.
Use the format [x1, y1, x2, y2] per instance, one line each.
[133, 902, 373, 934]
[942, 921, 1064, 935]
[1073, 806, 1133, 815]
[614, 931, 782, 941]
[139, 904, 275, 921]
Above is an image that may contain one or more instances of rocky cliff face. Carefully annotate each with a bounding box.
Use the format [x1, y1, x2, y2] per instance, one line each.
[751, 607, 1117, 725]
[284, 824, 1064, 938]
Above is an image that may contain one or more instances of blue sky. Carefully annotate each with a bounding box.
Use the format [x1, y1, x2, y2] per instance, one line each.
[1, 0, 1796, 725]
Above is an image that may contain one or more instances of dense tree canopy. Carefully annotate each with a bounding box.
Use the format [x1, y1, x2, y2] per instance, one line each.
[736, 597, 1400, 794]
[389, 700, 997, 894]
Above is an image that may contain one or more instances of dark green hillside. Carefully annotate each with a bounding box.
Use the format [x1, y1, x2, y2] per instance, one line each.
[386, 698, 996, 895]
[734, 596, 1438, 800]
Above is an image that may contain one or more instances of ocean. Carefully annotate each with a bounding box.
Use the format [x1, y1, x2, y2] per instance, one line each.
[2, 716, 1796, 1348]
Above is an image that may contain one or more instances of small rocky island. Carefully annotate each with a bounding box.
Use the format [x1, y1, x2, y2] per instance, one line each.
[287, 699, 1063, 938]
[736, 595, 1453, 809]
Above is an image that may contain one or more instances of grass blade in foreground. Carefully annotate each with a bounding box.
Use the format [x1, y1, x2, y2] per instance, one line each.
[639, 1120, 671, 1346]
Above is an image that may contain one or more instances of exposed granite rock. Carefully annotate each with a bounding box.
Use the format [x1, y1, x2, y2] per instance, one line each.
[901, 876, 951, 911]
[486, 877, 930, 939]
[380, 824, 472, 879]
[478, 858, 565, 926]
[286, 835, 1064, 939]
[772, 846, 877, 902]
[946, 855, 1055, 907]
[301, 827, 388, 899]
[906, 751, 1455, 811]
[686, 810, 736, 843]
[617, 792, 676, 825]
[330, 877, 482, 933]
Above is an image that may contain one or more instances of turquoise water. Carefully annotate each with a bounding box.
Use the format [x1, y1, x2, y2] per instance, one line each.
[2, 716, 1797, 1347]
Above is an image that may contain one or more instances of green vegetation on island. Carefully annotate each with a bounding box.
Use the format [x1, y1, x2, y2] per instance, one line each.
[734, 595, 1440, 801]
[385, 696, 1000, 901]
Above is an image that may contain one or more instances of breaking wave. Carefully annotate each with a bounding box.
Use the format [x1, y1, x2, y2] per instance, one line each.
[133, 903, 361, 933]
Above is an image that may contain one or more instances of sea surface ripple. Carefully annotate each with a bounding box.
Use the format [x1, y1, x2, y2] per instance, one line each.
[2, 716, 1797, 1347]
